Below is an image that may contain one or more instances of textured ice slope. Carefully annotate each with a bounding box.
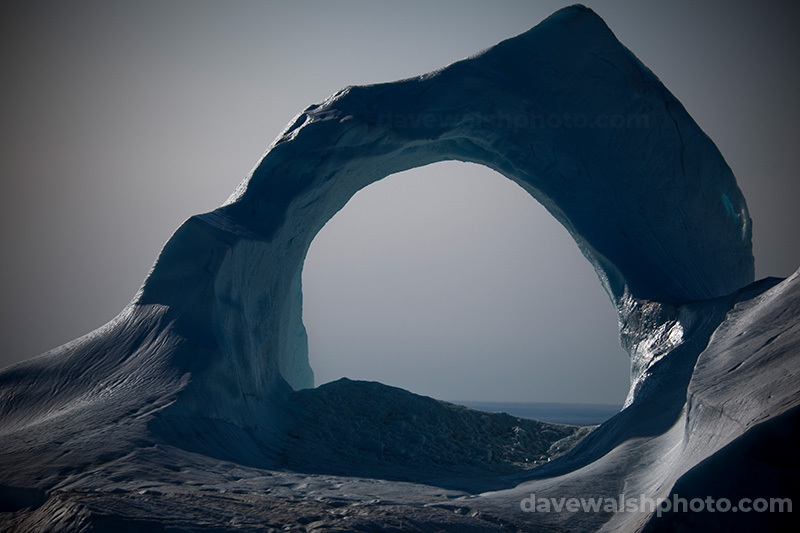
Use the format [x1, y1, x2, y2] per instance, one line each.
[1, 5, 796, 532]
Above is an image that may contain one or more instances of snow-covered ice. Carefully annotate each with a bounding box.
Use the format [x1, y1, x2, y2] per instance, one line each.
[1, 5, 797, 531]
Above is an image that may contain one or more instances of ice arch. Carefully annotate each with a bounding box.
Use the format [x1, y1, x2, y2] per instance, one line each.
[135, 5, 753, 416]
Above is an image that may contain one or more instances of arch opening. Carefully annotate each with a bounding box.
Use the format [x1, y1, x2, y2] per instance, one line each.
[301, 161, 629, 406]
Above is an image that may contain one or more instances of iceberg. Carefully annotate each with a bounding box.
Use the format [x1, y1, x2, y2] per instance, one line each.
[1, 5, 796, 531]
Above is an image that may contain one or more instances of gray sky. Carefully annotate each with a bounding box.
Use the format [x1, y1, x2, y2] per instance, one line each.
[1, 1, 798, 404]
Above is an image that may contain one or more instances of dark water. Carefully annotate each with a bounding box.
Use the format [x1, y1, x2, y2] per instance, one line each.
[455, 401, 622, 426]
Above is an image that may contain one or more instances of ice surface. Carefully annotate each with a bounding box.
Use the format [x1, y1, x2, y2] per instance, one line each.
[281, 379, 591, 488]
[1, 5, 796, 531]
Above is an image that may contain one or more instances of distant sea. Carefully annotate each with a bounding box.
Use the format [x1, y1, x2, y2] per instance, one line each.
[455, 401, 622, 426]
